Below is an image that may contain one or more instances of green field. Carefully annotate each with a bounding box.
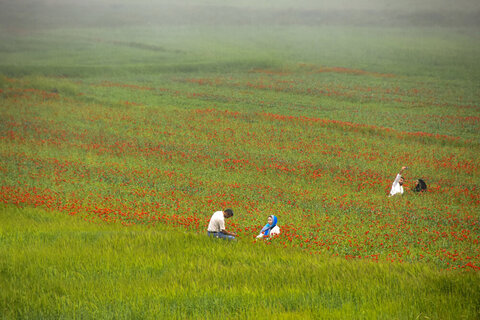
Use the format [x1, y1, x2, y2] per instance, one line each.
[1, 0, 480, 318]
[1, 205, 480, 319]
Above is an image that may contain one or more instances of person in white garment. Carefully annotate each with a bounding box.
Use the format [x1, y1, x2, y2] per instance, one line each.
[256, 215, 280, 239]
[207, 209, 237, 240]
[389, 166, 407, 196]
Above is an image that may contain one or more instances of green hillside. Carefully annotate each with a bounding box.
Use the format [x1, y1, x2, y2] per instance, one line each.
[1, 0, 479, 318]
[1, 205, 479, 319]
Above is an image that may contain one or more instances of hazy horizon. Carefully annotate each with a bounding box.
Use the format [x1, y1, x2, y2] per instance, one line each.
[1, 0, 479, 31]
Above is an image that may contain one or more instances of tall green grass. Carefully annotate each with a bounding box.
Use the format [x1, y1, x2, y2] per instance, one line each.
[1, 204, 479, 319]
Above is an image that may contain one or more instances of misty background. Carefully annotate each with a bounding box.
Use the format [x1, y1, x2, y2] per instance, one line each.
[1, 0, 479, 31]
[1, 0, 479, 84]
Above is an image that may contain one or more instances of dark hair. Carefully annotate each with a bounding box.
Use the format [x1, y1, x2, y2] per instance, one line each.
[413, 179, 427, 192]
[224, 208, 234, 217]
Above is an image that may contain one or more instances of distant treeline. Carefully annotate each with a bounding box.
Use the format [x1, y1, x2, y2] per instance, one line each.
[1, 2, 479, 30]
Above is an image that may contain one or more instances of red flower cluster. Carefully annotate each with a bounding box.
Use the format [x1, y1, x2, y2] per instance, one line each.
[1, 77, 478, 272]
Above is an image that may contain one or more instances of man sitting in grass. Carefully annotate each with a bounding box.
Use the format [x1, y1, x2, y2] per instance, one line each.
[207, 209, 237, 240]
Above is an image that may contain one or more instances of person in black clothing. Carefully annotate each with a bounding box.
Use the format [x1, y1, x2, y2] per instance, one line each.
[413, 179, 427, 193]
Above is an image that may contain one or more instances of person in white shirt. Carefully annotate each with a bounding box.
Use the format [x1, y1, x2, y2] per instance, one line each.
[256, 215, 280, 239]
[389, 166, 407, 196]
[207, 209, 237, 240]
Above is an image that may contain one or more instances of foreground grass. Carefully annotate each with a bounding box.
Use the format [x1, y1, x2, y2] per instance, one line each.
[1, 205, 479, 319]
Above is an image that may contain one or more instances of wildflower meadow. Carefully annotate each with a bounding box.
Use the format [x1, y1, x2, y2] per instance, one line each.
[1, 0, 480, 318]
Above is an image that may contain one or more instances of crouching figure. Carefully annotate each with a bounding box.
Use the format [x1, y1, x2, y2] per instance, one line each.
[256, 215, 280, 239]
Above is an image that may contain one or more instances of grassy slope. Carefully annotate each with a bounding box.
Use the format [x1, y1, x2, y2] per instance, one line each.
[1, 204, 479, 319]
[1, 25, 479, 139]
[1, 2, 480, 318]
[0, 23, 479, 269]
